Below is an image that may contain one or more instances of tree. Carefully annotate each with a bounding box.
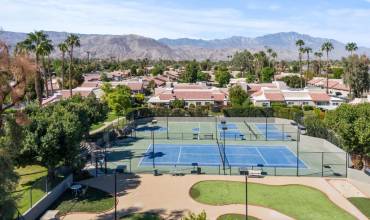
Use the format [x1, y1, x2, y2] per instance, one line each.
[182, 60, 200, 83]
[17, 31, 51, 106]
[321, 41, 334, 94]
[345, 42, 358, 56]
[215, 65, 231, 87]
[130, 64, 138, 76]
[58, 42, 68, 89]
[231, 50, 254, 76]
[303, 47, 312, 83]
[134, 93, 145, 106]
[170, 99, 185, 109]
[100, 72, 110, 82]
[151, 63, 165, 76]
[197, 71, 210, 82]
[66, 34, 80, 97]
[325, 103, 370, 169]
[260, 67, 275, 83]
[200, 59, 211, 71]
[0, 41, 35, 218]
[282, 75, 305, 88]
[314, 52, 323, 75]
[345, 42, 358, 96]
[229, 85, 249, 107]
[105, 85, 132, 116]
[295, 39, 305, 88]
[343, 55, 370, 98]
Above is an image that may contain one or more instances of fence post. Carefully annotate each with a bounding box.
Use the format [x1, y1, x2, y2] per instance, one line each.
[345, 152, 348, 178]
[321, 152, 324, 177]
[30, 187, 33, 208]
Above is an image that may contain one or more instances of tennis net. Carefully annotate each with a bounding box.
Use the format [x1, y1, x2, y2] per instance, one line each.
[244, 120, 258, 139]
[216, 139, 229, 167]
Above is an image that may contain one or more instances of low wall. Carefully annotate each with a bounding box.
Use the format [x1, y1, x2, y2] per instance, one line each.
[23, 174, 73, 220]
[348, 169, 370, 197]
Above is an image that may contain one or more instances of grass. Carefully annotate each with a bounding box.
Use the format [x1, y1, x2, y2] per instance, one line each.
[14, 165, 48, 214]
[120, 213, 162, 220]
[190, 180, 355, 220]
[348, 197, 370, 218]
[90, 111, 125, 131]
[217, 214, 259, 220]
[50, 186, 114, 215]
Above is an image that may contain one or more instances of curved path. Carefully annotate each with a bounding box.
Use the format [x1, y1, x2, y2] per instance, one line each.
[62, 174, 367, 220]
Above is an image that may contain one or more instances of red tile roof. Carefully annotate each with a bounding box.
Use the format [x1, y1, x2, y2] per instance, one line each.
[265, 92, 285, 101]
[158, 90, 226, 101]
[309, 92, 331, 102]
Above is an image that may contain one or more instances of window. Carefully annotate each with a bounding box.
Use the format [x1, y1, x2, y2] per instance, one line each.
[262, 102, 269, 107]
[303, 101, 309, 105]
[196, 102, 201, 106]
[287, 101, 294, 105]
[332, 102, 339, 106]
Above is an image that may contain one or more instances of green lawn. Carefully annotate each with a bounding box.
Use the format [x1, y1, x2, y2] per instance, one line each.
[217, 214, 259, 220]
[348, 197, 370, 218]
[190, 180, 355, 220]
[14, 165, 48, 214]
[51, 186, 114, 215]
[90, 112, 125, 131]
[120, 213, 162, 220]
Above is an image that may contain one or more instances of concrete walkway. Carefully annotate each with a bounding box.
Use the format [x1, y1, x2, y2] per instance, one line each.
[62, 174, 368, 220]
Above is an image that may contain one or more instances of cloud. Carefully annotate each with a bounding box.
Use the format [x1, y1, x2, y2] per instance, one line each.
[0, 0, 370, 47]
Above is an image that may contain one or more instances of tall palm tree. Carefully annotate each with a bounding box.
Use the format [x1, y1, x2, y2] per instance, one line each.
[271, 51, 277, 69]
[321, 41, 334, 94]
[314, 51, 323, 75]
[266, 48, 273, 67]
[302, 47, 312, 87]
[345, 42, 358, 97]
[17, 31, 51, 106]
[40, 39, 54, 97]
[65, 34, 80, 97]
[295, 39, 305, 88]
[345, 42, 358, 56]
[58, 42, 68, 89]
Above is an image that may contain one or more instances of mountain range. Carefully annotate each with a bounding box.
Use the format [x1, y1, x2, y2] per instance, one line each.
[1, 31, 370, 61]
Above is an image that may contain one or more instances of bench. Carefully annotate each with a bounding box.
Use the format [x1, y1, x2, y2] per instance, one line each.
[247, 170, 262, 177]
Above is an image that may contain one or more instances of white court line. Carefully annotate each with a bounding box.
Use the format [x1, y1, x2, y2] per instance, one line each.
[176, 145, 182, 164]
[255, 147, 269, 165]
[138, 143, 152, 168]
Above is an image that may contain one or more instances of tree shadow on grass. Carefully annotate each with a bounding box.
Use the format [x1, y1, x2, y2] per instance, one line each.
[96, 207, 186, 220]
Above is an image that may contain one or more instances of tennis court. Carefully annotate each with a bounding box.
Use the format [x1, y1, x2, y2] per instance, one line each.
[139, 144, 307, 168]
[254, 123, 292, 141]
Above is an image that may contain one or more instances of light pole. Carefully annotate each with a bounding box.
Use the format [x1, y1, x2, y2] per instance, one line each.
[222, 125, 228, 175]
[151, 121, 155, 169]
[245, 174, 248, 220]
[114, 171, 117, 220]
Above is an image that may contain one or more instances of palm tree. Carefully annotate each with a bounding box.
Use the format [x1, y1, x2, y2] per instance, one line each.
[266, 48, 273, 67]
[302, 47, 312, 87]
[40, 39, 54, 97]
[65, 34, 80, 96]
[321, 41, 334, 94]
[345, 42, 358, 97]
[58, 42, 68, 89]
[17, 31, 51, 106]
[345, 42, 358, 56]
[295, 39, 305, 88]
[314, 51, 323, 75]
[271, 51, 277, 69]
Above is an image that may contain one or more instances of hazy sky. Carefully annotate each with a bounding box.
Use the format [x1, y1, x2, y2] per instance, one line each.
[1, 0, 370, 46]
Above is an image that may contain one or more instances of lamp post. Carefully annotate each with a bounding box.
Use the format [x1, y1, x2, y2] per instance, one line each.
[222, 125, 228, 175]
[245, 174, 248, 220]
[114, 171, 117, 220]
[151, 121, 155, 169]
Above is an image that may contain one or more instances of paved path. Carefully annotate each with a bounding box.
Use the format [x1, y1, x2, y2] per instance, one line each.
[62, 174, 368, 220]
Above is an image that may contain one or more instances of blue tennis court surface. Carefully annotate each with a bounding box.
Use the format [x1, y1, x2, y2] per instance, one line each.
[219, 130, 245, 139]
[218, 123, 238, 129]
[254, 124, 291, 140]
[135, 125, 167, 132]
[140, 144, 306, 168]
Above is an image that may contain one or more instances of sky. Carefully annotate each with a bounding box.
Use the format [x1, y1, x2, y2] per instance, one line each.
[1, 0, 370, 47]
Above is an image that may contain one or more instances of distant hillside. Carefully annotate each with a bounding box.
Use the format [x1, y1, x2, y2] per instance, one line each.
[1, 31, 370, 61]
